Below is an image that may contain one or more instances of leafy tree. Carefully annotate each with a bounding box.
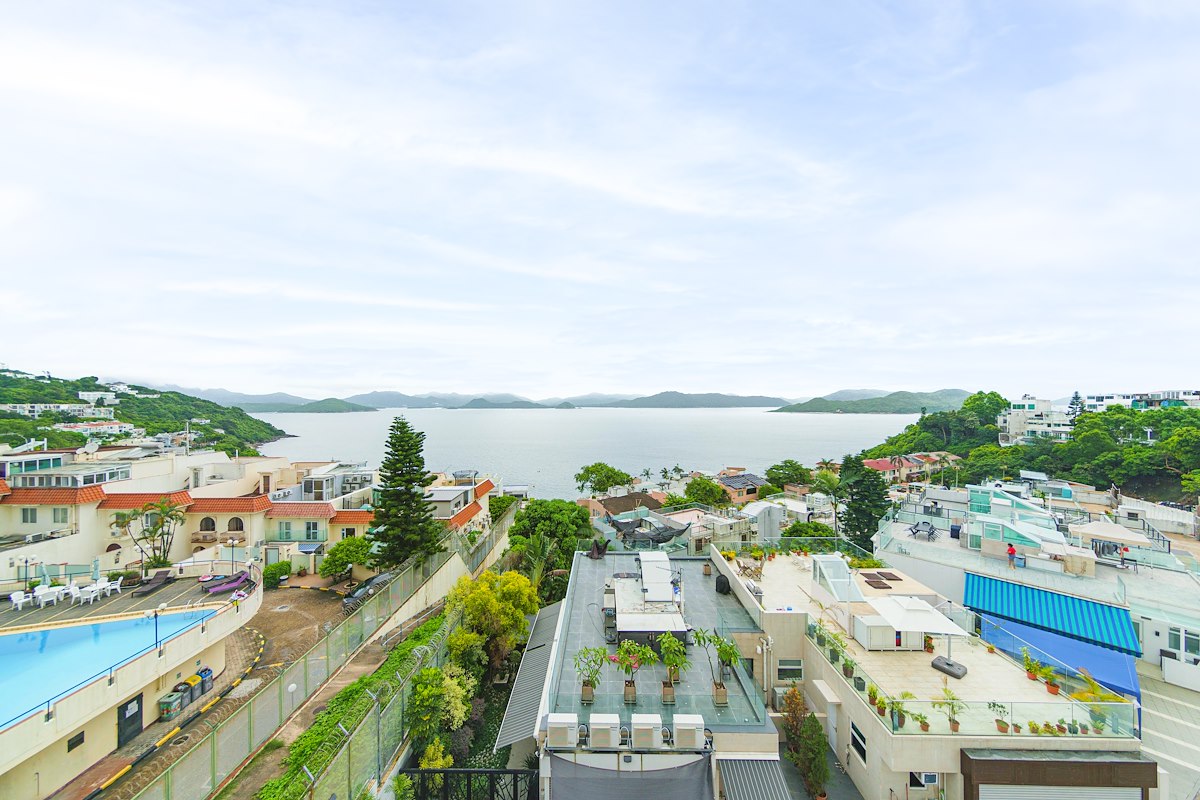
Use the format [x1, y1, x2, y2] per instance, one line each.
[684, 476, 728, 507]
[371, 417, 444, 567]
[408, 668, 446, 748]
[510, 499, 591, 542]
[488, 494, 517, 523]
[317, 536, 373, 578]
[521, 532, 555, 595]
[783, 520, 835, 538]
[441, 663, 477, 731]
[765, 459, 812, 488]
[447, 628, 488, 683]
[662, 493, 688, 507]
[810, 469, 847, 535]
[448, 570, 540, 668]
[755, 482, 782, 498]
[1182, 470, 1200, 501]
[795, 712, 829, 797]
[419, 736, 453, 789]
[507, 499, 590, 601]
[839, 454, 891, 552]
[574, 462, 634, 495]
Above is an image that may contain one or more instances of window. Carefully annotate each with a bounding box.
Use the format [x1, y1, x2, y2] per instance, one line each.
[53, 507, 68, 524]
[1169, 628, 1181, 651]
[777, 659, 803, 682]
[850, 722, 866, 762]
[1186, 632, 1199, 656]
[21, 508, 36, 524]
[909, 772, 938, 788]
[67, 731, 85, 752]
[342, 527, 356, 538]
[278, 521, 292, 540]
[305, 521, 320, 540]
[228, 517, 244, 532]
[200, 517, 216, 532]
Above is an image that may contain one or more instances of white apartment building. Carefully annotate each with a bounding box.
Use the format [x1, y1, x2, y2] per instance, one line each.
[76, 391, 118, 405]
[0, 403, 116, 419]
[997, 397, 1074, 446]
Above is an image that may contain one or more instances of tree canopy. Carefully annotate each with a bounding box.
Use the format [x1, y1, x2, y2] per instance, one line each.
[318, 536, 373, 577]
[765, 459, 812, 488]
[447, 570, 540, 668]
[838, 454, 891, 552]
[684, 475, 728, 507]
[371, 417, 444, 567]
[574, 462, 633, 495]
[507, 499, 591, 601]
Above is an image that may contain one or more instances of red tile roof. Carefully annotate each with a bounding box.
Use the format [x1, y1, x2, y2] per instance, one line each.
[188, 495, 273, 514]
[268, 502, 336, 519]
[332, 509, 374, 525]
[862, 458, 899, 472]
[448, 500, 482, 529]
[0, 486, 107, 505]
[0, 479, 9, 497]
[473, 479, 495, 500]
[99, 491, 194, 509]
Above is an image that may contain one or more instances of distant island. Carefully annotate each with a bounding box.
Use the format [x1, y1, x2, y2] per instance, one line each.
[238, 398, 376, 413]
[774, 389, 971, 414]
[603, 391, 789, 408]
[457, 398, 550, 410]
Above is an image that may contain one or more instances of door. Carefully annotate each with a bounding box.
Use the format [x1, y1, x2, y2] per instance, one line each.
[826, 703, 838, 752]
[117, 694, 143, 747]
[979, 787, 1139, 799]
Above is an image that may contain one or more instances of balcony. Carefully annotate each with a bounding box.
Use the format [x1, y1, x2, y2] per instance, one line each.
[804, 624, 1136, 739]
[190, 530, 246, 545]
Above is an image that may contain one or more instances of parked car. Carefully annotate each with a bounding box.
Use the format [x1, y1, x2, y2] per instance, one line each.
[342, 571, 393, 610]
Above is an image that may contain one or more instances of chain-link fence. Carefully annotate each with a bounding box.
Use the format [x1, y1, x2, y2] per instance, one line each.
[127, 512, 509, 800]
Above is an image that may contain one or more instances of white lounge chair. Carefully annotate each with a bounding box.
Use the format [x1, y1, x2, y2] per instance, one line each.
[79, 584, 100, 604]
[9, 591, 28, 611]
[33, 585, 59, 608]
[97, 578, 121, 596]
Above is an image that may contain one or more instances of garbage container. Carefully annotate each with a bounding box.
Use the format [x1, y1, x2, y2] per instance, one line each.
[174, 682, 193, 709]
[198, 666, 214, 683]
[158, 692, 184, 722]
[184, 675, 202, 703]
[198, 666, 215, 694]
[950, 524, 962, 540]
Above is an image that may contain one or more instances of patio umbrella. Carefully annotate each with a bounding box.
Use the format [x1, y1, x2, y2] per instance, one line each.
[38, 562, 51, 586]
[92, 557, 101, 582]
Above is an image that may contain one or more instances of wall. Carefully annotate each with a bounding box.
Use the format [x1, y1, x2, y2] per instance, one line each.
[1162, 657, 1200, 692]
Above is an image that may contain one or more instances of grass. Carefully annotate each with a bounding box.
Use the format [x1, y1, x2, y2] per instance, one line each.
[212, 740, 285, 800]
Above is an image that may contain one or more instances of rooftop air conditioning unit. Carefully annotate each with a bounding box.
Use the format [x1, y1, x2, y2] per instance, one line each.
[24, 532, 47, 544]
[631, 714, 663, 750]
[673, 714, 705, 750]
[588, 714, 621, 749]
[546, 713, 578, 750]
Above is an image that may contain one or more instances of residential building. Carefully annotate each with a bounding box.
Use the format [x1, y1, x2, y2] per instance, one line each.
[716, 467, 768, 503]
[52, 421, 141, 438]
[578, 491, 663, 520]
[1084, 391, 1200, 413]
[500, 547, 1160, 799]
[862, 456, 923, 483]
[0, 403, 116, 419]
[997, 396, 1074, 446]
[76, 391, 118, 405]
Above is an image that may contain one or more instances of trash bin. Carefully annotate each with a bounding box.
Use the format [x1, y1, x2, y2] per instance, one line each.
[158, 692, 184, 722]
[198, 666, 214, 682]
[184, 675, 202, 703]
[950, 524, 962, 539]
[201, 676, 214, 694]
[174, 682, 193, 709]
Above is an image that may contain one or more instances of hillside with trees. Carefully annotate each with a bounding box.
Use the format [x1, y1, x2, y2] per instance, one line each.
[0, 372, 285, 455]
[774, 388, 970, 414]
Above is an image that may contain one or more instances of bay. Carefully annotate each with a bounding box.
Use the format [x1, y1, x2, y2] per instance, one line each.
[251, 408, 917, 500]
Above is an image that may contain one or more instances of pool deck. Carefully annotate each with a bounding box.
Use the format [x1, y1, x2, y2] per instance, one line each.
[1, 576, 232, 633]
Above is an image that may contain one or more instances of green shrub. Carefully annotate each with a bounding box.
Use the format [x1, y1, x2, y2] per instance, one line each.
[262, 561, 292, 590]
[392, 774, 415, 800]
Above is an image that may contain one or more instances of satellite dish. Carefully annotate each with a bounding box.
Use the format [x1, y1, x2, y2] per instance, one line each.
[82, 439, 101, 454]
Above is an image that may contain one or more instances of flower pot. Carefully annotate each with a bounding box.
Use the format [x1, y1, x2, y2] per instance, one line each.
[712, 682, 728, 707]
[842, 664, 854, 678]
[924, 646, 934, 654]
[816, 633, 827, 647]
[581, 683, 595, 704]
[876, 704, 887, 716]
[1079, 724, 1089, 734]
[662, 681, 675, 705]
[703, 562, 712, 576]
[1056, 724, 1066, 734]
[624, 680, 637, 704]
[853, 677, 866, 692]
[895, 713, 906, 729]
[1012, 724, 1022, 734]
[986, 645, 996, 654]
[949, 721, 960, 733]
[1067, 723, 1079, 734]
[919, 722, 930, 732]
[829, 649, 840, 664]
[1026, 671, 1038, 681]
[1046, 683, 1060, 695]
[995, 720, 1009, 733]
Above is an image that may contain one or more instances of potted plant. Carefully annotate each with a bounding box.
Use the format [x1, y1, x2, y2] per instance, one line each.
[1079, 721, 1089, 734]
[912, 712, 930, 732]
[612, 639, 658, 704]
[1043, 720, 1060, 736]
[867, 683, 879, 706]
[1029, 721, 1041, 735]
[1067, 719, 1079, 735]
[1021, 647, 1041, 680]
[827, 630, 845, 665]
[1055, 718, 1068, 735]
[574, 646, 607, 705]
[876, 697, 887, 716]
[656, 632, 689, 705]
[1038, 664, 1061, 694]
[814, 623, 828, 648]
[1092, 719, 1106, 734]
[841, 655, 856, 679]
[986, 642, 996, 654]
[888, 691, 915, 728]
[931, 684, 966, 733]
[853, 675, 867, 692]
[1011, 721, 1022, 734]
[694, 629, 739, 707]
[988, 701, 1010, 733]
[923, 634, 934, 654]
[1068, 668, 1123, 730]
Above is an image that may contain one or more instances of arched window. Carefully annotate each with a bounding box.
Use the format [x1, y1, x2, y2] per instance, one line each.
[105, 543, 122, 552]
[228, 517, 244, 532]
[200, 517, 216, 532]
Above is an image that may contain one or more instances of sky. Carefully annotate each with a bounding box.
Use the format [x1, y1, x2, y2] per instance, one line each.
[1, 1, 1198, 401]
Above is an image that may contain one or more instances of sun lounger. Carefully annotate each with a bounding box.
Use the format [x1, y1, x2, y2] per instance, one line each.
[205, 571, 249, 595]
[133, 570, 175, 597]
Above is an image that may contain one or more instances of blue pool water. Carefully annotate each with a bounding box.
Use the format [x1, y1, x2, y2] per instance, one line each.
[0, 611, 210, 727]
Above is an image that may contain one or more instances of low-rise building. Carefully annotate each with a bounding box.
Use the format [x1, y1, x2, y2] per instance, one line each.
[998, 397, 1074, 446]
[77, 391, 118, 405]
[0, 403, 116, 419]
[52, 421, 140, 438]
[716, 467, 768, 503]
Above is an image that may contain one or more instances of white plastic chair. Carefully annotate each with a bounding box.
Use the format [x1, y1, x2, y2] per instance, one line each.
[9, 591, 28, 611]
[79, 584, 100, 605]
[66, 584, 82, 604]
[33, 586, 58, 608]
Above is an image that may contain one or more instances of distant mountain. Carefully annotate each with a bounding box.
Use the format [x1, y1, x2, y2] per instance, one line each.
[241, 398, 375, 413]
[343, 391, 447, 408]
[774, 389, 971, 414]
[605, 392, 790, 408]
[152, 385, 315, 407]
[457, 398, 548, 409]
[555, 401, 577, 409]
[537, 393, 639, 407]
[821, 389, 890, 402]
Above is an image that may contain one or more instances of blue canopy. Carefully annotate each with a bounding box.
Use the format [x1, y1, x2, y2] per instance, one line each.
[964, 573, 1141, 656]
[980, 614, 1141, 702]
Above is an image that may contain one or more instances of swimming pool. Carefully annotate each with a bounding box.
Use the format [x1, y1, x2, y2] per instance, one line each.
[0, 611, 211, 728]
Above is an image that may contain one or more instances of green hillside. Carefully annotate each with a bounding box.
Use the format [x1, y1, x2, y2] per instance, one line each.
[0, 372, 286, 455]
[774, 389, 970, 414]
[606, 391, 789, 408]
[239, 398, 375, 413]
[457, 398, 549, 409]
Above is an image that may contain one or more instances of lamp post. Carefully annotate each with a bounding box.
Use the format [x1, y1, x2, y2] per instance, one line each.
[144, 602, 168, 653]
[226, 537, 235, 575]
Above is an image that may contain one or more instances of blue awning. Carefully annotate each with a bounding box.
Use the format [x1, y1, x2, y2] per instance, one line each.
[296, 543, 324, 554]
[963, 573, 1141, 656]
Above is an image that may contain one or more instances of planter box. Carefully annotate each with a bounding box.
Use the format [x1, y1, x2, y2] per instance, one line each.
[581, 684, 595, 704]
[662, 682, 675, 705]
[624, 681, 637, 704]
[712, 682, 728, 707]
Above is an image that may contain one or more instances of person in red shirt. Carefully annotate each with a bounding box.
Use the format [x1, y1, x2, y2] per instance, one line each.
[1007, 543, 1017, 569]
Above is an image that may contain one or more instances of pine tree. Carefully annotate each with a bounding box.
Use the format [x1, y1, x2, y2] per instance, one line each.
[1068, 391, 1085, 421]
[839, 453, 891, 553]
[371, 417, 444, 566]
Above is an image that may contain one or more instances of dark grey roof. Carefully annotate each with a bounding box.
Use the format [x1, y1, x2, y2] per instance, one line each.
[494, 601, 562, 750]
[718, 473, 767, 490]
[717, 757, 791, 800]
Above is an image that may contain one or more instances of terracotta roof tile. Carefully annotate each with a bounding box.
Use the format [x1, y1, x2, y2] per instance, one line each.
[0, 486, 107, 505]
[268, 502, 336, 519]
[473, 479, 495, 500]
[331, 509, 374, 525]
[99, 491, 193, 509]
[0, 479, 9, 496]
[188, 495, 273, 514]
[448, 500, 482, 529]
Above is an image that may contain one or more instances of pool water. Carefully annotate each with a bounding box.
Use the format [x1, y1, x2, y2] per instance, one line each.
[0, 611, 210, 727]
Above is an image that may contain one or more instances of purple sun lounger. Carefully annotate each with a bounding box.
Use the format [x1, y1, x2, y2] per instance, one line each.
[204, 571, 249, 595]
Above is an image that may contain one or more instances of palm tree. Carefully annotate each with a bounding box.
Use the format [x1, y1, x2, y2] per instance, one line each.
[672, 464, 685, 481]
[111, 509, 152, 575]
[811, 470, 846, 535]
[816, 458, 837, 473]
[522, 532, 555, 595]
[888, 454, 907, 483]
[660, 467, 670, 481]
[935, 454, 952, 485]
[641, 468, 652, 484]
[142, 500, 186, 563]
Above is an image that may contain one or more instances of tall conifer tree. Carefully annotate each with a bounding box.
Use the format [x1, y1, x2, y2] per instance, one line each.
[839, 453, 891, 553]
[371, 417, 444, 566]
